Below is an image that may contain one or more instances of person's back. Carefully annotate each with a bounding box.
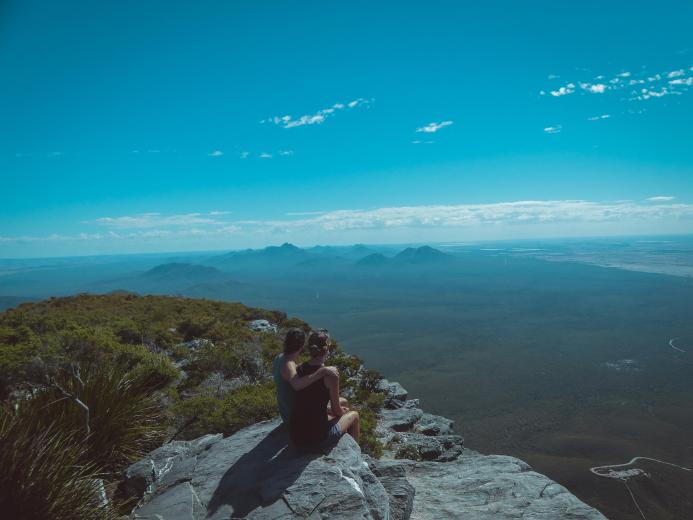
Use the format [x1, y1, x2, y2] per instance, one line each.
[272, 353, 295, 425]
[291, 362, 330, 447]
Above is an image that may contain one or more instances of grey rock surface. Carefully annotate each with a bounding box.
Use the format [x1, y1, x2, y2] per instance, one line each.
[377, 379, 409, 409]
[123, 378, 606, 520]
[413, 413, 454, 436]
[126, 419, 389, 520]
[379, 407, 424, 432]
[391, 432, 464, 462]
[248, 319, 278, 333]
[404, 451, 607, 520]
[367, 458, 416, 520]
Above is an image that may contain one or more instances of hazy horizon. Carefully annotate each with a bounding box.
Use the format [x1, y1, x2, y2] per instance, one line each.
[2, 231, 693, 261]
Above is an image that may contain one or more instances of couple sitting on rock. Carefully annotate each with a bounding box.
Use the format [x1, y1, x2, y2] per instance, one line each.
[272, 328, 360, 449]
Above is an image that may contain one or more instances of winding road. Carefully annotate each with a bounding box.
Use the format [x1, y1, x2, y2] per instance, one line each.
[669, 337, 688, 353]
[590, 456, 692, 479]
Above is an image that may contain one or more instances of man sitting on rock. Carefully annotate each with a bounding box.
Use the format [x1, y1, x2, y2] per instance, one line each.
[290, 329, 360, 448]
[272, 327, 339, 426]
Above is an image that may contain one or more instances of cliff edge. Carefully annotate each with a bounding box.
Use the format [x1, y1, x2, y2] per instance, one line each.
[120, 380, 606, 520]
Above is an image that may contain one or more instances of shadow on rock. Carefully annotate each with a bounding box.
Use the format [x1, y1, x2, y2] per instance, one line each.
[206, 424, 321, 517]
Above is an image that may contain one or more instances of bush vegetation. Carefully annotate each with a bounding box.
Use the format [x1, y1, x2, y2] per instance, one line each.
[0, 293, 386, 516]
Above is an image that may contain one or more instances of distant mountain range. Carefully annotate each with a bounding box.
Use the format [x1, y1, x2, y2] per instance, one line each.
[206, 243, 453, 273]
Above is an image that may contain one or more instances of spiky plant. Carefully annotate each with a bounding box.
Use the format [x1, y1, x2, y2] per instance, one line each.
[0, 412, 119, 520]
[24, 362, 169, 474]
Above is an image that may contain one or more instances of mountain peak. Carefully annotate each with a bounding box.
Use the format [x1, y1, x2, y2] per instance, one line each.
[393, 246, 451, 263]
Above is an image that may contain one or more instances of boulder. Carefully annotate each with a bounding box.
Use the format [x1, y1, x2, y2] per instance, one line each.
[118, 434, 223, 501]
[376, 379, 409, 408]
[390, 432, 464, 462]
[404, 450, 607, 520]
[379, 407, 424, 432]
[248, 319, 278, 333]
[367, 458, 415, 520]
[413, 413, 454, 436]
[124, 419, 389, 520]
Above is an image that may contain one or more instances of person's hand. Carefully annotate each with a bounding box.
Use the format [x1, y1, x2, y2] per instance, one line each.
[322, 366, 339, 378]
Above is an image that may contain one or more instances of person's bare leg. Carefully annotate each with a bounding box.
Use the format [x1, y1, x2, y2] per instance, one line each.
[328, 397, 349, 417]
[336, 411, 359, 442]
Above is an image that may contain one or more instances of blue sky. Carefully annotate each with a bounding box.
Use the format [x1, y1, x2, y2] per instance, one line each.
[2, 0, 693, 257]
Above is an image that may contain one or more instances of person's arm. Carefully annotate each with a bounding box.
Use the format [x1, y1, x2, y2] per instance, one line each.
[281, 360, 338, 391]
[325, 374, 344, 417]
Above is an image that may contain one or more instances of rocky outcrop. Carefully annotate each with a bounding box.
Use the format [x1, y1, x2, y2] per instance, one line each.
[121, 380, 607, 520]
[121, 419, 389, 519]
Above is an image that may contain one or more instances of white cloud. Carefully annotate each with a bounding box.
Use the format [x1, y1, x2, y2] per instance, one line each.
[240, 151, 250, 159]
[587, 114, 610, 121]
[669, 77, 693, 86]
[263, 98, 371, 129]
[542, 64, 693, 109]
[259, 152, 273, 159]
[543, 125, 562, 134]
[212, 200, 693, 233]
[580, 82, 607, 93]
[89, 212, 225, 229]
[208, 150, 224, 157]
[634, 87, 677, 100]
[550, 86, 574, 97]
[278, 150, 294, 156]
[7, 200, 693, 248]
[416, 121, 453, 133]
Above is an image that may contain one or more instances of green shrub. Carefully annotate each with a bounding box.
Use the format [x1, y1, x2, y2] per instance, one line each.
[173, 382, 277, 439]
[126, 353, 180, 392]
[359, 368, 383, 393]
[355, 400, 384, 458]
[0, 412, 118, 520]
[395, 444, 421, 461]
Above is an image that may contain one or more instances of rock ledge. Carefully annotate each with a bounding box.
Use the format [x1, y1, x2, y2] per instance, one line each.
[121, 381, 607, 520]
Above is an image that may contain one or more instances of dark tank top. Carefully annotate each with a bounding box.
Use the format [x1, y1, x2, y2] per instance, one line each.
[290, 363, 329, 447]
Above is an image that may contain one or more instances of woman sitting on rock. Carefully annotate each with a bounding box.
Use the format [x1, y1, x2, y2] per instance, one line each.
[273, 328, 339, 426]
[291, 329, 360, 448]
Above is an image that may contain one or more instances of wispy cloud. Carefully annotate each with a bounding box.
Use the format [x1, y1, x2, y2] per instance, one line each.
[259, 152, 273, 159]
[87, 212, 226, 229]
[587, 114, 611, 121]
[669, 77, 693, 86]
[543, 64, 693, 104]
[278, 150, 294, 156]
[262, 98, 371, 129]
[6, 200, 693, 245]
[208, 150, 224, 157]
[416, 121, 453, 133]
[543, 125, 562, 134]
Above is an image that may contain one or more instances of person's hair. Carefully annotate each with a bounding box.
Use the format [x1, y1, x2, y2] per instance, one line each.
[283, 328, 306, 354]
[307, 328, 330, 358]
